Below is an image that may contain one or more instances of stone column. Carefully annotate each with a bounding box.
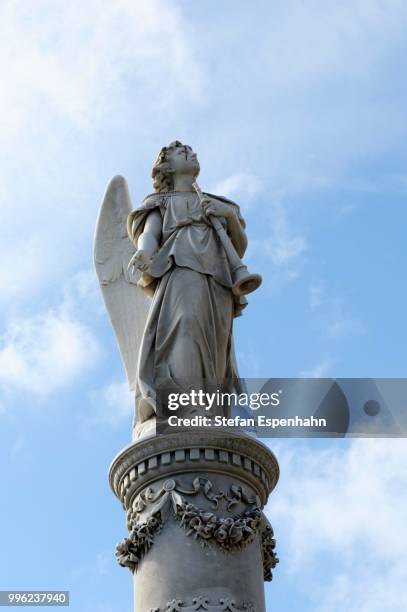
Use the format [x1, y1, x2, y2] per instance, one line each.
[109, 429, 279, 612]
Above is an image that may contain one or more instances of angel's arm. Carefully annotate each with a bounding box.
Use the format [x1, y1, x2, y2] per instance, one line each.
[136, 209, 162, 256]
[128, 209, 163, 272]
[202, 199, 247, 258]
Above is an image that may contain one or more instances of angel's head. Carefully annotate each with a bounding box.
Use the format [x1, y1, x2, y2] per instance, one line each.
[152, 141, 200, 192]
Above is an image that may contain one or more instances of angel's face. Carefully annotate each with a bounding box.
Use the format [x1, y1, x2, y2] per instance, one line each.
[166, 144, 199, 176]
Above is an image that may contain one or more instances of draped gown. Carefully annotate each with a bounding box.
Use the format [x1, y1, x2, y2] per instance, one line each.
[127, 191, 247, 436]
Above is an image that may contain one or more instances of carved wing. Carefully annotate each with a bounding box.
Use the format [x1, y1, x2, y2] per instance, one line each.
[94, 175, 150, 390]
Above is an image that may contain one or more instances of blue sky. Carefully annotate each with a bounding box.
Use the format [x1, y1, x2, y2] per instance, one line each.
[1, 1, 407, 611]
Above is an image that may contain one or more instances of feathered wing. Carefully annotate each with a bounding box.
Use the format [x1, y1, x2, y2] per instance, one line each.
[94, 175, 150, 390]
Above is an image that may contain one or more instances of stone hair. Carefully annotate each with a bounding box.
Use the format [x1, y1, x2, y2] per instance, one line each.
[151, 140, 199, 193]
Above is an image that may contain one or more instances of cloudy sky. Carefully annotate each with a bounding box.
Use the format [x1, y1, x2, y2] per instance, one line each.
[1, 1, 407, 611]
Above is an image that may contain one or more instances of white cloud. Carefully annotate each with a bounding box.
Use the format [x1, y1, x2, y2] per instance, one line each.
[328, 316, 365, 339]
[299, 358, 335, 378]
[316, 563, 407, 612]
[243, 196, 308, 295]
[308, 289, 365, 342]
[211, 173, 263, 209]
[10, 434, 25, 457]
[265, 199, 308, 266]
[87, 381, 133, 429]
[236, 341, 262, 377]
[62, 269, 105, 319]
[261, 0, 403, 88]
[0, 237, 49, 307]
[0, 267, 102, 398]
[72, 551, 112, 579]
[251, 198, 308, 267]
[0, 307, 100, 396]
[190, 0, 407, 183]
[0, 0, 208, 312]
[267, 439, 407, 611]
[309, 282, 325, 310]
[0, 0, 205, 143]
[325, 298, 365, 339]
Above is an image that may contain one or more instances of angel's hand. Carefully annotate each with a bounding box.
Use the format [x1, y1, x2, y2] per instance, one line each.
[128, 249, 152, 273]
[202, 198, 231, 219]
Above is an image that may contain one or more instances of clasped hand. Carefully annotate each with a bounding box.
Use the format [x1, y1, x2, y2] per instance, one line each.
[201, 198, 231, 219]
[128, 249, 152, 273]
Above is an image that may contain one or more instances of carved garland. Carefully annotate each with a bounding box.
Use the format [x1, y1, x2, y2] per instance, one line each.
[115, 477, 278, 580]
[175, 501, 261, 551]
[261, 521, 278, 581]
[116, 514, 162, 571]
[150, 596, 256, 612]
[127, 476, 261, 529]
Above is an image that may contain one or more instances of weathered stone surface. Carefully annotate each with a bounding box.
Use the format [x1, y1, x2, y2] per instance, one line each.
[109, 429, 279, 508]
[110, 429, 279, 612]
[94, 141, 262, 439]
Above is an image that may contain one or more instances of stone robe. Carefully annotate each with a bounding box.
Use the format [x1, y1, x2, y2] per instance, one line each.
[127, 191, 246, 432]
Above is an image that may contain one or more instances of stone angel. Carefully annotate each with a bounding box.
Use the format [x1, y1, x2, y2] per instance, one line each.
[94, 141, 261, 440]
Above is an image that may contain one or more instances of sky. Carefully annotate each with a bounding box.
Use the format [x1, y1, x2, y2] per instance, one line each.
[1, 1, 407, 611]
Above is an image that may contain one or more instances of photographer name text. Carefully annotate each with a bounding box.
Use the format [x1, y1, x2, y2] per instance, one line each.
[167, 415, 327, 429]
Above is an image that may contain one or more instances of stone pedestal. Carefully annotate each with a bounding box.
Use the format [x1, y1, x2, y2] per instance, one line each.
[109, 430, 279, 612]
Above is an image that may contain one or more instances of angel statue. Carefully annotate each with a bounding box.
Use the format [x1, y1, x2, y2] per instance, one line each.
[94, 141, 261, 440]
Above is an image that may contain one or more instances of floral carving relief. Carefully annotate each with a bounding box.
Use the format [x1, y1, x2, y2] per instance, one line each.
[150, 596, 256, 612]
[116, 477, 277, 579]
[261, 519, 279, 581]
